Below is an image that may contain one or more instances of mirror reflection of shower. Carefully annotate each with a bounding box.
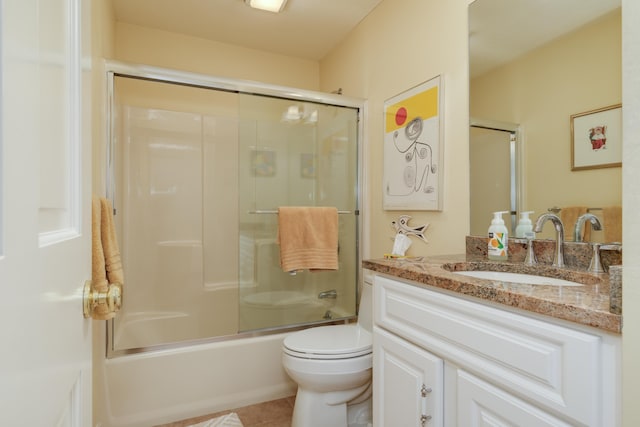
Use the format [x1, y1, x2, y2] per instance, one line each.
[108, 73, 360, 355]
[469, 120, 519, 236]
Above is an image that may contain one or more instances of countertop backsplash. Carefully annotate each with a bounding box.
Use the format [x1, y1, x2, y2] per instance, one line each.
[465, 235, 622, 271]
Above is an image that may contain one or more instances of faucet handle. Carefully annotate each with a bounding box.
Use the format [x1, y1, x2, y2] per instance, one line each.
[588, 243, 606, 273]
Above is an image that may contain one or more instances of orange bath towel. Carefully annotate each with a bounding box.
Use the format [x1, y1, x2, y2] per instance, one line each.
[277, 206, 339, 272]
[560, 206, 590, 241]
[92, 196, 124, 320]
[603, 206, 622, 243]
[92, 197, 108, 292]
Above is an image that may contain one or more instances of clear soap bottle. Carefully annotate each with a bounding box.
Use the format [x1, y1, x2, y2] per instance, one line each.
[515, 211, 535, 239]
[488, 211, 509, 261]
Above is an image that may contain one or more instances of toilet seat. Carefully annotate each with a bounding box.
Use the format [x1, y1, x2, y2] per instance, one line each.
[283, 324, 372, 360]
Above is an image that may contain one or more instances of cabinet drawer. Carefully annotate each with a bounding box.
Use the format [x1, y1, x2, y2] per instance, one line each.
[457, 369, 574, 427]
[374, 275, 601, 426]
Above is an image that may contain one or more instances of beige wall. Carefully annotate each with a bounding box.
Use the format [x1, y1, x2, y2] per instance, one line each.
[471, 10, 622, 240]
[113, 23, 320, 91]
[320, 0, 470, 257]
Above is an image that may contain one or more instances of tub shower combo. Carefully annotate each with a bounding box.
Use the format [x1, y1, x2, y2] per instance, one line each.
[99, 63, 364, 426]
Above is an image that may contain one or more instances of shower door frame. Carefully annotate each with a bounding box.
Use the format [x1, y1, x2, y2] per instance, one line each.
[103, 60, 369, 357]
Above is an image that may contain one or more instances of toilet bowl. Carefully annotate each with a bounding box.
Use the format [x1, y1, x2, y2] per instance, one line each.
[282, 278, 373, 427]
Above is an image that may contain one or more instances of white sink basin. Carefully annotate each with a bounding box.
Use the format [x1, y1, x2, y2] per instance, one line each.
[454, 271, 584, 286]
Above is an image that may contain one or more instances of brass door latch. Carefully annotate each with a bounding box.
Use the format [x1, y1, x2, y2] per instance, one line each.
[83, 281, 122, 319]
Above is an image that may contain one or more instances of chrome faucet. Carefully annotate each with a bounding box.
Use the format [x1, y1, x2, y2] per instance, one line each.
[318, 289, 337, 299]
[574, 213, 602, 242]
[533, 213, 565, 268]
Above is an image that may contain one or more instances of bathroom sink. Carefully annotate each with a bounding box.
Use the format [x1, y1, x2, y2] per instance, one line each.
[441, 261, 603, 288]
[453, 271, 584, 286]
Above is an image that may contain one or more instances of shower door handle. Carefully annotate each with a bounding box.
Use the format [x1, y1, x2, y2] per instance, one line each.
[83, 280, 123, 319]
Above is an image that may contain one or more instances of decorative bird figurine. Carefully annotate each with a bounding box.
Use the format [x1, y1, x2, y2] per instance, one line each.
[391, 215, 429, 243]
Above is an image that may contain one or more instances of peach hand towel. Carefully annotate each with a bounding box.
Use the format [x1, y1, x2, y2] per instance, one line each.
[100, 197, 124, 286]
[560, 206, 589, 241]
[91, 196, 124, 320]
[603, 206, 622, 243]
[277, 207, 339, 272]
[92, 196, 108, 292]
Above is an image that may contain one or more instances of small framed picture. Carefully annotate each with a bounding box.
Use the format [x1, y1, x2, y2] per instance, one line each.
[300, 153, 315, 178]
[571, 104, 622, 171]
[251, 149, 276, 176]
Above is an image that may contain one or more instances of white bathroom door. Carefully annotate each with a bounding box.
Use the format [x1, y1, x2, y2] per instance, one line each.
[0, 0, 93, 425]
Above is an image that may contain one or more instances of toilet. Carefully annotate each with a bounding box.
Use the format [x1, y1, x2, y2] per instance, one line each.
[282, 278, 373, 427]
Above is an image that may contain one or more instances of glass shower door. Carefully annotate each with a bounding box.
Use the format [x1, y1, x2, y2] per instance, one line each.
[108, 72, 362, 354]
[238, 94, 359, 331]
[110, 76, 240, 352]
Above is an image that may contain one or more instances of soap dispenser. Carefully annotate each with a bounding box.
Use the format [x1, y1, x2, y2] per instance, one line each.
[515, 211, 535, 239]
[488, 211, 509, 261]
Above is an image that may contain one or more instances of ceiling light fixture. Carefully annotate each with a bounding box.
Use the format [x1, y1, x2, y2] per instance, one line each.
[245, 0, 288, 13]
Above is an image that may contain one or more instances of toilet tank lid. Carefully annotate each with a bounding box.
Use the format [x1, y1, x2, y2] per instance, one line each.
[283, 324, 372, 355]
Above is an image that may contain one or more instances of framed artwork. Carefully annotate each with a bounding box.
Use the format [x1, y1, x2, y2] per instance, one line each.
[251, 149, 276, 176]
[300, 153, 315, 178]
[571, 104, 622, 171]
[383, 75, 444, 210]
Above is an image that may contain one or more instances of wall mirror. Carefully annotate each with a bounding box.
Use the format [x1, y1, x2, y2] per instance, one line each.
[468, 0, 622, 243]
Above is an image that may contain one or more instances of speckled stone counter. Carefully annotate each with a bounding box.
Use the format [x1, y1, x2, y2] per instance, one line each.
[363, 253, 621, 334]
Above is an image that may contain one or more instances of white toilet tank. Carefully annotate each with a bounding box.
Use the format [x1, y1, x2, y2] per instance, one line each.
[357, 271, 374, 333]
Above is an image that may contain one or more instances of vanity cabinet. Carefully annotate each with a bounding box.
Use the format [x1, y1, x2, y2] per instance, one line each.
[374, 326, 444, 426]
[373, 275, 621, 426]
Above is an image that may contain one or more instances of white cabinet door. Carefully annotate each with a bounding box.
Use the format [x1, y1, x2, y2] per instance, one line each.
[457, 369, 574, 427]
[0, 0, 92, 425]
[374, 326, 444, 427]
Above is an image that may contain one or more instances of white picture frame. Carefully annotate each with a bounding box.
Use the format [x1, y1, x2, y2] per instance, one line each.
[383, 75, 444, 210]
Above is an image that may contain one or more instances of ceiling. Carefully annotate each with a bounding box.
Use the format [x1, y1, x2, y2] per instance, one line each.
[112, 0, 384, 61]
[112, 0, 620, 72]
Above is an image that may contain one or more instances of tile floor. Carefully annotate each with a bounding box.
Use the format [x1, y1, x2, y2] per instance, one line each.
[155, 396, 295, 427]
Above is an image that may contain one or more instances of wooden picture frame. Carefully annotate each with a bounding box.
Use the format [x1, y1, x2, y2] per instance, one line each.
[571, 104, 622, 171]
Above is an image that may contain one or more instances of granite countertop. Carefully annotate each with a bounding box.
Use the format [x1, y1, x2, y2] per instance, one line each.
[363, 253, 621, 334]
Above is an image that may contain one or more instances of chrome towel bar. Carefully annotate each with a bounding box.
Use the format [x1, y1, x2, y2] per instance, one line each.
[249, 209, 354, 214]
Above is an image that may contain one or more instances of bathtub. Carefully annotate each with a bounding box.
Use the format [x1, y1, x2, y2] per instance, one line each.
[96, 282, 297, 427]
[96, 331, 297, 427]
[96, 287, 351, 427]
